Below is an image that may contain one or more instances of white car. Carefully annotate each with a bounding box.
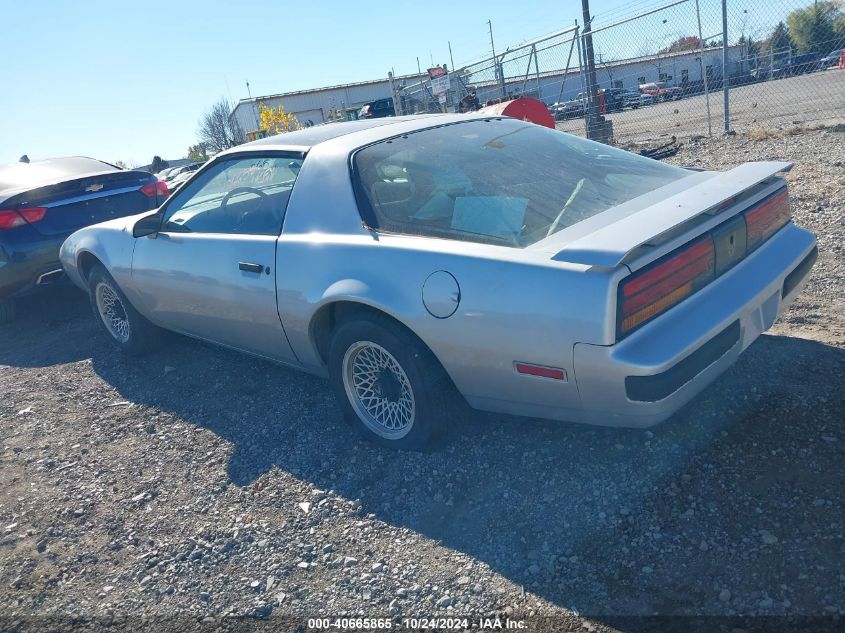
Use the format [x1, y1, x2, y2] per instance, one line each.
[59, 114, 817, 449]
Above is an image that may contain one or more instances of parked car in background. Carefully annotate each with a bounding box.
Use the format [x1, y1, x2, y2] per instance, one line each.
[166, 166, 203, 192]
[551, 97, 585, 120]
[0, 156, 167, 322]
[359, 98, 395, 119]
[603, 89, 627, 112]
[663, 86, 684, 100]
[772, 52, 821, 78]
[818, 49, 843, 69]
[161, 162, 202, 185]
[618, 90, 645, 109]
[156, 166, 179, 180]
[638, 93, 656, 107]
[639, 82, 671, 101]
[61, 115, 816, 450]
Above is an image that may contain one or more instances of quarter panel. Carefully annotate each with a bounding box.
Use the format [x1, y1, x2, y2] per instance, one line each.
[276, 232, 617, 412]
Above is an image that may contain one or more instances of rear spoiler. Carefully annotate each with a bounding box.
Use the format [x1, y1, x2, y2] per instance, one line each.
[553, 161, 792, 268]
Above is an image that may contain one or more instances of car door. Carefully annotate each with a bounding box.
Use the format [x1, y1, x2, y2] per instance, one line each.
[131, 153, 304, 363]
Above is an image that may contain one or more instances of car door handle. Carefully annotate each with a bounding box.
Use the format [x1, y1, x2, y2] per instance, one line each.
[239, 262, 265, 274]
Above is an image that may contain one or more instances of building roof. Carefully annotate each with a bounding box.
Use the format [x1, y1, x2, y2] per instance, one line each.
[220, 114, 486, 155]
[236, 73, 425, 106]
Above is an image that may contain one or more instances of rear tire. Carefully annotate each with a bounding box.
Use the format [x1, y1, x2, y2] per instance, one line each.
[88, 264, 160, 355]
[0, 298, 15, 324]
[328, 316, 451, 450]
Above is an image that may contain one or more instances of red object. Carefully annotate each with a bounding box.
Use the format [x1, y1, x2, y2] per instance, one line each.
[839, 50, 845, 69]
[597, 89, 607, 115]
[0, 207, 47, 232]
[475, 97, 555, 129]
[514, 362, 567, 381]
[744, 188, 790, 251]
[619, 236, 715, 334]
[141, 179, 169, 197]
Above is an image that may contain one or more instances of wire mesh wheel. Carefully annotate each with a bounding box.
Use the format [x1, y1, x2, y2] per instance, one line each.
[95, 282, 131, 343]
[341, 340, 416, 440]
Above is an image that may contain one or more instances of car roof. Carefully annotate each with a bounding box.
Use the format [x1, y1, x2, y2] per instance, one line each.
[225, 114, 491, 155]
[0, 156, 122, 199]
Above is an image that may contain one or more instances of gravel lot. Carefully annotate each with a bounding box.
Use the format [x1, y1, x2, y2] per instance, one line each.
[1, 129, 843, 632]
[557, 69, 845, 144]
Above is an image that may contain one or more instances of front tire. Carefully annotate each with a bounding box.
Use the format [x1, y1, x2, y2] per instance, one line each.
[88, 265, 159, 355]
[328, 316, 451, 450]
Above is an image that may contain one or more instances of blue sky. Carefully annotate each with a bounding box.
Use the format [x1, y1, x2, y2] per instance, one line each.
[0, 0, 758, 166]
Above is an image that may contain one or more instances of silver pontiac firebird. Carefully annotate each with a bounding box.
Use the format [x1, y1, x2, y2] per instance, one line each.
[59, 114, 818, 449]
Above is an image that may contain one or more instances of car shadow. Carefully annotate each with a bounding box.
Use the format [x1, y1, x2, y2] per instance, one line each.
[0, 283, 92, 367]
[2, 290, 843, 620]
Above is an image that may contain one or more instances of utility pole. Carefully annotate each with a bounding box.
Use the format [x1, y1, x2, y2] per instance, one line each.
[488, 20, 505, 98]
[246, 80, 260, 134]
[448, 41, 455, 76]
[721, 0, 731, 134]
[580, 0, 605, 141]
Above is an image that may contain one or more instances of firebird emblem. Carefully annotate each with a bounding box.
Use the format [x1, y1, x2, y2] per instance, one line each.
[85, 183, 104, 192]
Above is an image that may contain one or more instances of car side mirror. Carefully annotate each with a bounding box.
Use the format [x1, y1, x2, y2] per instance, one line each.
[133, 212, 161, 238]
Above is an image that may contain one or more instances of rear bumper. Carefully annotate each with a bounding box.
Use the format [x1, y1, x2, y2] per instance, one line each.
[0, 231, 66, 300]
[571, 222, 817, 428]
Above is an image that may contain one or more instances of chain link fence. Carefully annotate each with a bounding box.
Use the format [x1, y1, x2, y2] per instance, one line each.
[392, 0, 845, 146]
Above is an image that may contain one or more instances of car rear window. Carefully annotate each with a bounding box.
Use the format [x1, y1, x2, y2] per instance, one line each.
[352, 118, 688, 247]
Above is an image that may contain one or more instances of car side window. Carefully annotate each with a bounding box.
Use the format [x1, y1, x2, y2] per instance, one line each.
[160, 155, 304, 236]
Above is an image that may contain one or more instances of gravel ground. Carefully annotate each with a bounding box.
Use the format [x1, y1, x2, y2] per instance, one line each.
[557, 69, 845, 145]
[1, 130, 843, 632]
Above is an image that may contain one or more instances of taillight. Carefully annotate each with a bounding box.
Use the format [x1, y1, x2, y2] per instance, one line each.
[140, 179, 169, 197]
[0, 207, 47, 232]
[618, 237, 715, 337]
[744, 188, 790, 251]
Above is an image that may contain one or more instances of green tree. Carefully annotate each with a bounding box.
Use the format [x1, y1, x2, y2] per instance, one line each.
[150, 156, 169, 173]
[737, 35, 761, 59]
[763, 22, 794, 58]
[659, 35, 703, 54]
[786, 1, 843, 53]
[187, 143, 208, 162]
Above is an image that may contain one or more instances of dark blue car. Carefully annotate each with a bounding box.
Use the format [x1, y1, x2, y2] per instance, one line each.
[0, 156, 168, 322]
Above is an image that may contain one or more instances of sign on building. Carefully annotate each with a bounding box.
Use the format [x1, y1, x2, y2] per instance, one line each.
[430, 74, 450, 96]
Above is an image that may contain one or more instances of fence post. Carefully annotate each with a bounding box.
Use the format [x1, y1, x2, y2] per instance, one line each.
[721, 0, 731, 134]
[557, 26, 579, 106]
[695, 0, 713, 137]
[388, 72, 401, 117]
[580, 0, 603, 140]
[576, 28, 588, 137]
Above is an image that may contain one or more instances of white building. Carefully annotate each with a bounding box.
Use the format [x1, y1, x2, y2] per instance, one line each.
[231, 45, 745, 130]
[502, 44, 745, 104]
[231, 73, 426, 134]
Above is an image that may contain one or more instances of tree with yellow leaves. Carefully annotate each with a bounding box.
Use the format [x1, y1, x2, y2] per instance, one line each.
[258, 103, 302, 136]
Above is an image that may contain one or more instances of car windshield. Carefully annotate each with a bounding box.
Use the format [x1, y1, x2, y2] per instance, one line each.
[353, 119, 688, 247]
